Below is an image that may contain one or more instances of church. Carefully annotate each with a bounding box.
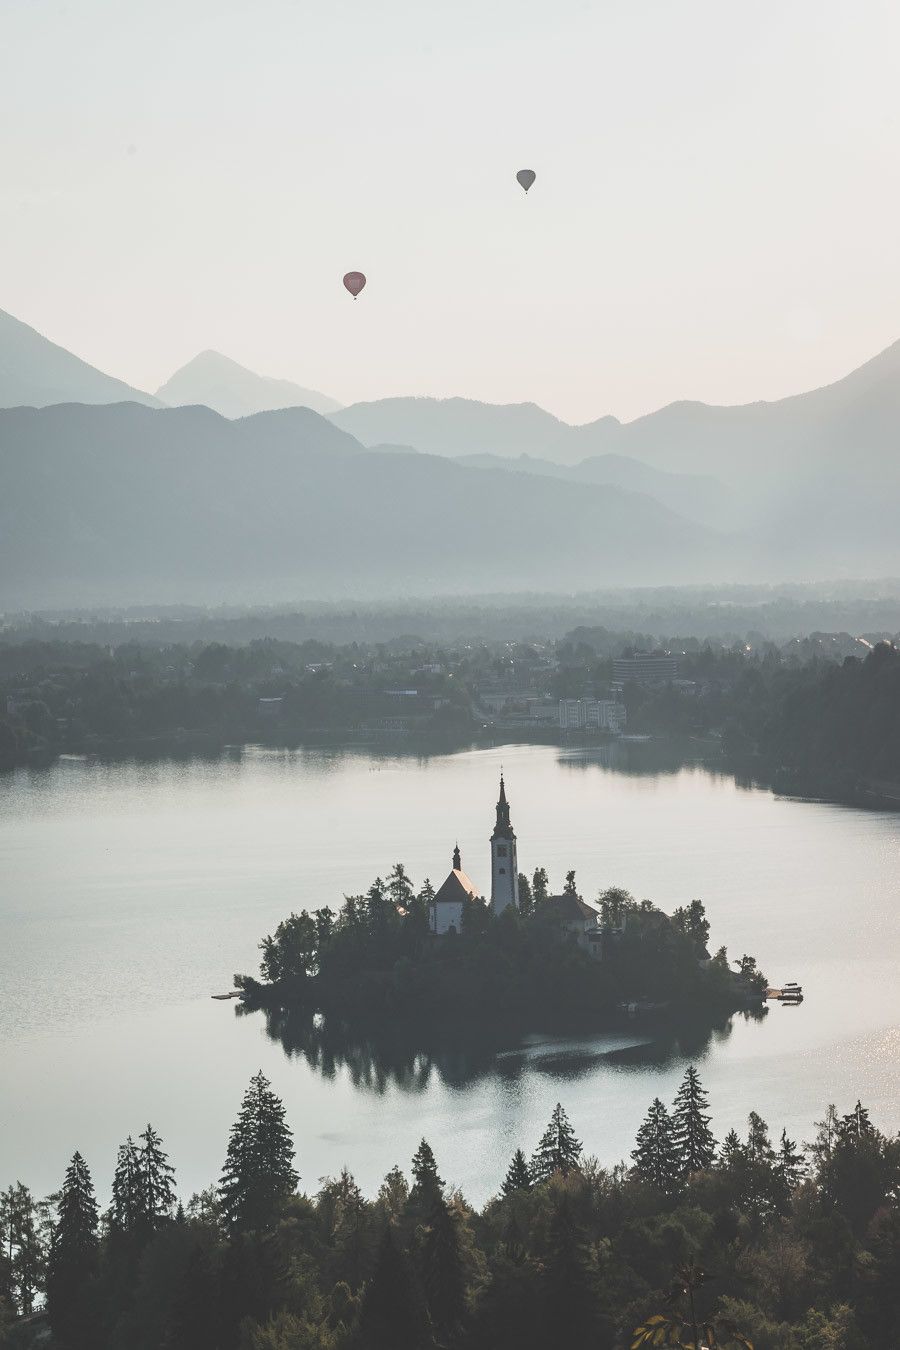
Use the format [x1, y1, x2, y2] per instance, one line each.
[429, 776, 519, 936]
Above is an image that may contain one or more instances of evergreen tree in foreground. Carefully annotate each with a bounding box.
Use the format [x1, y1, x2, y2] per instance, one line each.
[777, 1127, 806, 1192]
[46, 1152, 99, 1350]
[137, 1123, 176, 1237]
[421, 1195, 466, 1338]
[500, 1148, 532, 1197]
[672, 1066, 717, 1177]
[631, 1097, 679, 1193]
[359, 1225, 424, 1350]
[219, 1071, 298, 1233]
[408, 1139, 444, 1214]
[530, 1104, 583, 1181]
[111, 1136, 142, 1237]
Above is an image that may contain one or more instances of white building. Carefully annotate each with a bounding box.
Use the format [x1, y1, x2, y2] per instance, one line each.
[428, 777, 521, 934]
[558, 698, 626, 733]
[429, 844, 479, 936]
[490, 775, 519, 915]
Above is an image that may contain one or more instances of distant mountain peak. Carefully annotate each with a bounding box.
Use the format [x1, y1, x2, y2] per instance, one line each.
[156, 352, 341, 418]
[0, 306, 161, 410]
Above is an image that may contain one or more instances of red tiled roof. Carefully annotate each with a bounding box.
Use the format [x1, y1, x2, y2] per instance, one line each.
[433, 868, 479, 905]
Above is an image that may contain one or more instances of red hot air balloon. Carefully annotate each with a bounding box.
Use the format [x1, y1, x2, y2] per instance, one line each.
[343, 271, 366, 299]
[516, 169, 536, 193]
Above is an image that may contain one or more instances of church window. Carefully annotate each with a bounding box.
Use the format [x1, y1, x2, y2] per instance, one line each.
[498, 866, 506, 874]
[497, 845, 507, 857]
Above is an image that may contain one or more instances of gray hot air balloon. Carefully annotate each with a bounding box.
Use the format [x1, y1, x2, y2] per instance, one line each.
[516, 169, 536, 193]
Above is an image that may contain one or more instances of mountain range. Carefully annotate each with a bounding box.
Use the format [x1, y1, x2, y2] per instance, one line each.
[0, 403, 723, 608]
[0, 308, 162, 410]
[156, 350, 341, 418]
[1, 302, 900, 604]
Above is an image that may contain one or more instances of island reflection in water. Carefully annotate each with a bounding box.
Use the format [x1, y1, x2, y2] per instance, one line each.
[243, 1002, 768, 1096]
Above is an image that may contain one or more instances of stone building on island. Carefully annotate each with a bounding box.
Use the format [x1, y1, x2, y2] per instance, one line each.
[429, 775, 520, 935]
[428, 774, 613, 956]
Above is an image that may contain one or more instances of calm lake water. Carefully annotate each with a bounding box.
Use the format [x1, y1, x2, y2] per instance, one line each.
[2, 743, 899, 1205]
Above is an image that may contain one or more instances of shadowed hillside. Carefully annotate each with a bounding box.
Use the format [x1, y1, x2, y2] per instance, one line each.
[0, 307, 161, 409]
[0, 403, 725, 608]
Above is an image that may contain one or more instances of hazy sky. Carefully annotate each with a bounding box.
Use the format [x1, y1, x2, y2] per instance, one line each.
[2, 0, 899, 421]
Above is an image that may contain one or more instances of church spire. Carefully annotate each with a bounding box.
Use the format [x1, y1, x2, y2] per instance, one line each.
[453, 842, 461, 870]
[493, 773, 513, 839]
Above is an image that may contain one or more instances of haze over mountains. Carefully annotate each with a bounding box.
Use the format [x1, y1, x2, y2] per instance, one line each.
[0, 403, 720, 608]
[1, 303, 900, 606]
[0, 308, 161, 410]
[156, 350, 341, 418]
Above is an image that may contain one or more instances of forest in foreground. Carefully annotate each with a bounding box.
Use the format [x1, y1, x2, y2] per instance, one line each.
[2, 1067, 898, 1350]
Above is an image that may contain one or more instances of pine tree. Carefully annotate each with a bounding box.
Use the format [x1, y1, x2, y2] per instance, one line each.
[532, 867, 549, 904]
[563, 870, 578, 896]
[219, 1071, 298, 1233]
[46, 1152, 99, 1350]
[777, 1128, 806, 1191]
[387, 863, 415, 910]
[420, 1195, 466, 1338]
[137, 1124, 176, 1236]
[517, 873, 533, 917]
[111, 1136, 142, 1236]
[530, 1104, 583, 1182]
[167, 1240, 218, 1350]
[540, 1194, 602, 1347]
[500, 1149, 532, 1197]
[671, 1066, 717, 1177]
[359, 1225, 424, 1350]
[0, 1183, 46, 1316]
[631, 1098, 679, 1193]
[409, 1139, 444, 1213]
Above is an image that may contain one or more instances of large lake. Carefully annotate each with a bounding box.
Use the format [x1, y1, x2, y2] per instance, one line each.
[2, 743, 898, 1206]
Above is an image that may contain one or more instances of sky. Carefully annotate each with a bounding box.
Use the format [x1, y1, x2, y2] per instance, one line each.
[2, 0, 900, 423]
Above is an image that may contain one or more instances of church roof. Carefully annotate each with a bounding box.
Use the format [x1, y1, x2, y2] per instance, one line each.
[433, 868, 479, 906]
[542, 893, 600, 923]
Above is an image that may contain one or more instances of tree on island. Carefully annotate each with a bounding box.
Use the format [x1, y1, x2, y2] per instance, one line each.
[517, 872, 533, 916]
[46, 1152, 99, 1349]
[598, 886, 633, 929]
[259, 911, 318, 982]
[631, 1098, 679, 1194]
[563, 870, 578, 897]
[672, 1067, 717, 1177]
[219, 1071, 298, 1233]
[532, 866, 549, 904]
[672, 898, 711, 951]
[387, 862, 415, 911]
[531, 1104, 583, 1181]
[501, 1149, 532, 1197]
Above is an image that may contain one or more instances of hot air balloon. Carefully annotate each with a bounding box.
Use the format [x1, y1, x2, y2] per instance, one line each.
[516, 169, 536, 194]
[343, 271, 366, 299]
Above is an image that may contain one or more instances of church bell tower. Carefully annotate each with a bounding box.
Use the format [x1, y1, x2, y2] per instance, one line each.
[490, 774, 519, 915]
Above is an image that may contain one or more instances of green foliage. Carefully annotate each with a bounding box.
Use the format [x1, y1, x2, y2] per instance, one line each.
[46, 1152, 99, 1349]
[5, 1083, 900, 1347]
[219, 1072, 298, 1234]
[632, 1098, 679, 1194]
[672, 1067, 717, 1177]
[500, 1149, 531, 1197]
[530, 1103, 583, 1181]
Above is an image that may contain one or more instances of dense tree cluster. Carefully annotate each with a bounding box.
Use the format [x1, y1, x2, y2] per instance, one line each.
[240, 877, 757, 1026]
[3, 629, 898, 807]
[3, 1071, 899, 1348]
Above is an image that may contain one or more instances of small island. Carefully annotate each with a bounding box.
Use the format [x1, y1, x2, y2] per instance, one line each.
[236, 777, 767, 1036]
